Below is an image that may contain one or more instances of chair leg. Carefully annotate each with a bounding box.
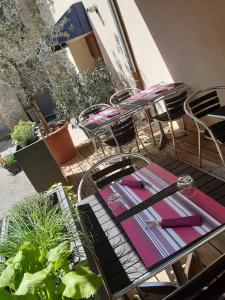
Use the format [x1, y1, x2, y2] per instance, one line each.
[136, 138, 140, 152]
[145, 110, 156, 146]
[99, 140, 106, 158]
[214, 140, 225, 167]
[169, 121, 177, 153]
[198, 130, 202, 167]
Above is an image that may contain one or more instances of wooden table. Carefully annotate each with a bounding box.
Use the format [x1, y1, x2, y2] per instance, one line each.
[77, 156, 225, 299]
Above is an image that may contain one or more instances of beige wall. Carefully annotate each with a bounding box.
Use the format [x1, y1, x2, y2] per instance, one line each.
[134, 0, 225, 92]
[68, 37, 94, 72]
[52, 0, 135, 87]
[53, 0, 225, 93]
[117, 0, 173, 86]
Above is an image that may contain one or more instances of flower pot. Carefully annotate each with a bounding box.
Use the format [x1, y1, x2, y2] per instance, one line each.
[45, 122, 76, 165]
[5, 162, 22, 176]
[14, 138, 68, 192]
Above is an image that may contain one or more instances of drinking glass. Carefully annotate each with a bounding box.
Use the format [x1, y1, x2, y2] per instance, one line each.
[177, 174, 196, 197]
[108, 192, 123, 210]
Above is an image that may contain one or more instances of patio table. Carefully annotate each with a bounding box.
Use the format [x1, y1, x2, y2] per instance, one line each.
[77, 156, 225, 299]
[79, 83, 186, 152]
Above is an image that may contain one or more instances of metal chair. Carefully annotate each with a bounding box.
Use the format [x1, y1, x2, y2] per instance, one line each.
[184, 87, 225, 167]
[78, 103, 111, 158]
[164, 253, 225, 300]
[78, 103, 111, 122]
[77, 153, 151, 202]
[154, 89, 188, 153]
[103, 115, 146, 154]
[109, 88, 141, 106]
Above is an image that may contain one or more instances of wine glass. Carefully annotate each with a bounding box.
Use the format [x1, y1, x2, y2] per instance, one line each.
[177, 174, 196, 197]
[108, 192, 123, 210]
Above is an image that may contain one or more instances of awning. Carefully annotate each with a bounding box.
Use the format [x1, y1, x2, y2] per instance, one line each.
[42, 2, 93, 52]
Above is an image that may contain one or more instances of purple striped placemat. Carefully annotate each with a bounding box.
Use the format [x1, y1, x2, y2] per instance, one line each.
[123, 84, 172, 104]
[99, 163, 225, 268]
[85, 107, 126, 126]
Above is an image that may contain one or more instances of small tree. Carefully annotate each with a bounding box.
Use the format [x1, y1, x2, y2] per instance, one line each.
[0, 0, 69, 131]
[51, 58, 116, 121]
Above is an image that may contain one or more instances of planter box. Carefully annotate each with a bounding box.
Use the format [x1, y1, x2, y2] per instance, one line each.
[5, 162, 22, 176]
[14, 138, 68, 192]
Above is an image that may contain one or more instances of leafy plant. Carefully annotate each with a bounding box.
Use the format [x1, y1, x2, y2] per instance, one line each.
[11, 120, 37, 147]
[0, 193, 71, 259]
[0, 154, 16, 168]
[0, 0, 72, 131]
[0, 241, 102, 299]
[49, 183, 77, 204]
[51, 58, 116, 121]
[82, 58, 116, 105]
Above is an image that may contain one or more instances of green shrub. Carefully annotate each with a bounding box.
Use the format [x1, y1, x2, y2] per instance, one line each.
[0, 193, 71, 259]
[0, 153, 16, 168]
[11, 120, 37, 147]
[52, 58, 116, 120]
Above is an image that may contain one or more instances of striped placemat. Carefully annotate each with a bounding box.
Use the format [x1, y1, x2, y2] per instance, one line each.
[99, 163, 225, 269]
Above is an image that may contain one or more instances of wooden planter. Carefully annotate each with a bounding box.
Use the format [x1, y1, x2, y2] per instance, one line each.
[14, 138, 68, 192]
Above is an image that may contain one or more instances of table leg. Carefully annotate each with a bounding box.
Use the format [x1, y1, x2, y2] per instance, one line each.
[172, 261, 188, 285]
[157, 121, 167, 150]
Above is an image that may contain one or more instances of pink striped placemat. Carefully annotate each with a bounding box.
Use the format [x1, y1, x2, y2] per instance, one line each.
[125, 84, 172, 103]
[85, 107, 126, 125]
[99, 163, 225, 268]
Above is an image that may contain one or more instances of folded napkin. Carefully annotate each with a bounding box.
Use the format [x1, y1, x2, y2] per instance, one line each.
[161, 215, 202, 228]
[120, 179, 144, 189]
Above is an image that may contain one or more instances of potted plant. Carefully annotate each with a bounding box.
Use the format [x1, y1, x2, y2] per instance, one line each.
[0, 0, 76, 165]
[0, 192, 102, 299]
[51, 58, 116, 126]
[11, 120, 68, 192]
[0, 153, 21, 176]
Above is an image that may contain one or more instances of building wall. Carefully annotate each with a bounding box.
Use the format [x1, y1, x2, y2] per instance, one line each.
[52, 0, 135, 87]
[134, 0, 225, 92]
[117, 0, 173, 87]
[68, 36, 94, 72]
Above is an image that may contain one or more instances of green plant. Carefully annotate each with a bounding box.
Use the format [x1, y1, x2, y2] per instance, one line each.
[52, 58, 116, 121]
[0, 153, 16, 168]
[11, 120, 37, 147]
[82, 58, 116, 105]
[0, 241, 102, 299]
[49, 183, 77, 204]
[0, 193, 71, 259]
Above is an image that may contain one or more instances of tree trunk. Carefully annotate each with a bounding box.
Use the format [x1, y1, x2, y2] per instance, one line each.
[30, 96, 49, 131]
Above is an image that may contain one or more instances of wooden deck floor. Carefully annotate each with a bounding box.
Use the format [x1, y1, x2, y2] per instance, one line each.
[62, 125, 225, 293]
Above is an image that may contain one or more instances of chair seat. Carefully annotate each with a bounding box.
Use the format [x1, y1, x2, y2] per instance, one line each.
[154, 109, 185, 122]
[104, 131, 136, 147]
[204, 120, 225, 143]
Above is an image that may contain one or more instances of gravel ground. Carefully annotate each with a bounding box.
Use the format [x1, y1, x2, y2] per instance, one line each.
[0, 139, 35, 218]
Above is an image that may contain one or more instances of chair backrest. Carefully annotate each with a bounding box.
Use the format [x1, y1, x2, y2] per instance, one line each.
[188, 90, 220, 119]
[164, 253, 225, 300]
[110, 116, 136, 147]
[77, 153, 151, 202]
[78, 103, 111, 122]
[163, 90, 188, 120]
[184, 87, 225, 133]
[110, 88, 141, 106]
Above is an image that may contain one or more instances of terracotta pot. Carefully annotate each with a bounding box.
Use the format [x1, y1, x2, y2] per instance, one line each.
[45, 123, 76, 165]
